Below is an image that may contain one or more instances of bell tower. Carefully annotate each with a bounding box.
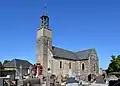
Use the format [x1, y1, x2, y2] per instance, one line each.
[40, 14, 49, 29]
[36, 4, 52, 76]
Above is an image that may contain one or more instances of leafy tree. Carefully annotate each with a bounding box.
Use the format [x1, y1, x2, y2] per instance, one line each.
[0, 61, 2, 68]
[0, 61, 2, 77]
[0, 61, 3, 76]
[3, 60, 10, 65]
[107, 55, 120, 74]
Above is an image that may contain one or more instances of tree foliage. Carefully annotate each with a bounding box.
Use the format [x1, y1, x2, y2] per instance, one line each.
[3, 60, 10, 65]
[0, 61, 2, 68]
[107, 55, 120, 73]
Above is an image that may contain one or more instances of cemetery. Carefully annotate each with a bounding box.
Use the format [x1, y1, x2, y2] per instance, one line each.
[0, 0, 120, 86]
[0, 63, 109, 86]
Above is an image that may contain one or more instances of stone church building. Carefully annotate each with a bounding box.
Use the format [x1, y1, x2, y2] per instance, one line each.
[36, 12, 99, 81]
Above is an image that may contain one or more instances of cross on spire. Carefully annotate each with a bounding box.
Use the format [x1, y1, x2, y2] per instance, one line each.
[43, 0, 47, 16]
[40, 0, 49, 29]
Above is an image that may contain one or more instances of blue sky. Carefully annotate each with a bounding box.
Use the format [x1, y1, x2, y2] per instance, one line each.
[0, 0, 120, 69]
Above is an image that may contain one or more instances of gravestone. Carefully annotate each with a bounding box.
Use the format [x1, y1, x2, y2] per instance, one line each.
[19, 65, 22, 80]
[66, 69, 79, 86]
[17, 65, 24, 86]
[68, 69, 73, 78]
[29, 65, 33, 79]
[17, 80, 23, 86]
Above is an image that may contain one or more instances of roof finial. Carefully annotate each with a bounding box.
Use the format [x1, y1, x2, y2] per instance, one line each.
[43, 0, 47, 16]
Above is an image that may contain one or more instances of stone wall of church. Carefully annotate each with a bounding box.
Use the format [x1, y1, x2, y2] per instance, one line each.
[76, 56, 99, 81]
[51, 58, 95, 81]
[49, 53, 99, 82]
[52, 58, 69, 77]
[52, 58, 77, 77]
[78, 60, 90, 81]
[71, 61, 78, 76]
[89, 54, 99, 75]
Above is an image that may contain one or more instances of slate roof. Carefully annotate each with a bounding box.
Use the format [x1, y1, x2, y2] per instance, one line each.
[4, 59, 33, 68]
[75, 49, 95, 60]
[52, 46, 97, 61]
[52, 46, 77, 60]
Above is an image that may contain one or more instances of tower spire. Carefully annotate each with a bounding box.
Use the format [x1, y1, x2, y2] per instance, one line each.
[43, 4, 47, 16]
[43, 0, 47, 16]
[40, 0, 49, 29]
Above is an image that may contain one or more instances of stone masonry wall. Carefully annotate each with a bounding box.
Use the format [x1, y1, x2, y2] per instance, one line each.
[79, 60, 90, 81]
[89, 53, 99, 75]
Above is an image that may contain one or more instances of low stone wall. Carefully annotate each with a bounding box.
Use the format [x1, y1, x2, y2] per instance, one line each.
[90, 84, 108, 86]
[17, 78, 42, 86]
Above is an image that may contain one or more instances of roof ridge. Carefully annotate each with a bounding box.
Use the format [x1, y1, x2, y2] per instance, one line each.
[52, 46, 97, 60]
[76, 48, 95, 53]
[13, 58, 28, 61]
[52, 46, 75, 53]
[52, 46, 78, 60]
[4, 58, 33, 68]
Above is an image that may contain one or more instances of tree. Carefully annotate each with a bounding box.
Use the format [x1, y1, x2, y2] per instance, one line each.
[0, 61, 4, 77]
[3, 60, 10, 65]
[107, 55, 120, 74]
[0, 61, 2, 68]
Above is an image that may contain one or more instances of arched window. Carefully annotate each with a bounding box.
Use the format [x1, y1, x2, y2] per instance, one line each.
[88, 74, 91, 81]
[60, 61, 62, 68]
[82, 63, 85, 71]
[69, 62, 71, 69]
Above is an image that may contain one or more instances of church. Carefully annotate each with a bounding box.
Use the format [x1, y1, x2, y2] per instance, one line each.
[36, 11, 99, 81]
